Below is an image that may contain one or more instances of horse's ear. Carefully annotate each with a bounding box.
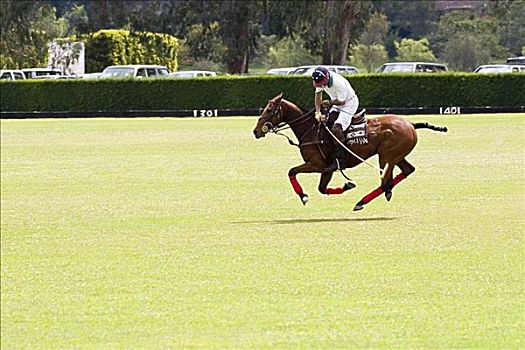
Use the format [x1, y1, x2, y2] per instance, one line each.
[275, 92, 283, 102]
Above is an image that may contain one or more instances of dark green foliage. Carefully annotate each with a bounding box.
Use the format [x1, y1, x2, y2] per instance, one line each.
[1, 74, 524, 112]
[0, 1, 64, 68]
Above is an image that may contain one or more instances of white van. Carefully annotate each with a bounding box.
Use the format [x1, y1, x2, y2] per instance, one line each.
[506, 56, 525, 65]
[99, 65, 170, 79]
[289, 65, 359, 75]
[0, 70, 26, 80]
[80, 72, 102, 79]
[22, 68, 64, 79]
[474, 64, 525, 73]
[266, 67, 296, 75]
[377, 62, 448, 73]
[169, 70, 217, 78]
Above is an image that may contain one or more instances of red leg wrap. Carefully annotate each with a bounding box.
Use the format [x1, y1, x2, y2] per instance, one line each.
[360, 173, 408, 205]
[392, 173, 407, 187]
[361, 187, 384, 204]
[289, 175, 304, 195]
[326, 187, 345, 195]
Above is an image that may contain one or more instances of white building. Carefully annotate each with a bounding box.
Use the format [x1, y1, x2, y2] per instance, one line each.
[48, 41, 85, 75]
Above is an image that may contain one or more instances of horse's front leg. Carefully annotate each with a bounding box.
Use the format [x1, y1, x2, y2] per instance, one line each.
[318, 172, 356, 196]
[288, 162, 324, 205]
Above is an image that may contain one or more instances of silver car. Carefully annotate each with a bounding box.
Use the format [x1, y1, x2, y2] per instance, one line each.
[100, 65, 170, 78]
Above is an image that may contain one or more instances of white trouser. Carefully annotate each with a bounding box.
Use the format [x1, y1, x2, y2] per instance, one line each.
[331, 96, 359, 130]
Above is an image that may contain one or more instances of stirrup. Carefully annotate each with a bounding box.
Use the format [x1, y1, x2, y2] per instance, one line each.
[354, 108, 366, 118]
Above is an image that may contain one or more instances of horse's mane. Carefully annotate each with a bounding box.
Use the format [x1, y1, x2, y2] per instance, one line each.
[282, 98, 314, 116]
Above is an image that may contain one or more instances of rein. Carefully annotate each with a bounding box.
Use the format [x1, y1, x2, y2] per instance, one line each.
[263, 107, 313, 133]
[263, 107, 319, 147]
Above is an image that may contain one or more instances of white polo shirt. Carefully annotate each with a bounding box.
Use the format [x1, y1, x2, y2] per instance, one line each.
[315, 71, 356, 103]
[315, 71, 359, 129]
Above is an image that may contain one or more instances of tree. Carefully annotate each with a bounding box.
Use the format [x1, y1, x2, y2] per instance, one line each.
[495, 0, 525, 55]
[216, 1, 264, 73]
[431, 10, 508, 66]
[264, 0, 371, 65]
[442, 35, 490, 71]
[372, 0, 438, 39]
[349, 12, 389, 72]
[184, 22, 226, 66]
[266, 36, 319, 68]
[395, 38, 436, 62]
[83, 29, 178, 72]
[300, 1, 371, 65]
[371, 0, 439, 59]
[79, 0, 133, 32]
[262, 0, 310, 37]
[0, 1, 68, 68]
[360, 12, 389, 46]
[62, 4, 89, 35]
[349, 43, 387, 72]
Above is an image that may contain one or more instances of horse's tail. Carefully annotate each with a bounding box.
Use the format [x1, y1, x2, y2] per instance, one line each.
[413, 122, 448, 133]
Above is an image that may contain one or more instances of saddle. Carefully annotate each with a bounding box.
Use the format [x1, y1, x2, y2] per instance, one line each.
[345, 109, 368, 145]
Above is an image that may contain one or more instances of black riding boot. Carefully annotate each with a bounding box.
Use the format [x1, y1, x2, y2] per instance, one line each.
[325, 124, 347, 172]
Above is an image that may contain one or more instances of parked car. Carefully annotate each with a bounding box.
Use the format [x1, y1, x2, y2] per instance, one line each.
[80, 72, 102, 79]
[0, 69, 26, 80]
[506, 56, 525, 65]
[474, 64, 525, 73]
[99, 65, 170, 79]
[377, 62, 448, 73]
[289, 65, 359, 75]
[22, 68, 64, 79]
[266, 67, 296, 75]
[169, 70, 217, 78]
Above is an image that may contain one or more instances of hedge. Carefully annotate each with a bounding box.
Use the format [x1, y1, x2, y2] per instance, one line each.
[82, 30, 178, 72]
[1, 73, 524, 112]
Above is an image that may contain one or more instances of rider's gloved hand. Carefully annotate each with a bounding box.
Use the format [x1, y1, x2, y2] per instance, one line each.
[321, 100, 331, 108]
[315, 111, 325, 122]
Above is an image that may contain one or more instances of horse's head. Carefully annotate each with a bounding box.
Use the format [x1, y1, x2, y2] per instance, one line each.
[253, 93, 284, 139]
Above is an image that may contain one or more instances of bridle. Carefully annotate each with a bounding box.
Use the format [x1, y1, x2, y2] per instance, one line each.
[260, 100, 321, 149]
[260, 103, 284, 134]
[261, 100, 313, 134]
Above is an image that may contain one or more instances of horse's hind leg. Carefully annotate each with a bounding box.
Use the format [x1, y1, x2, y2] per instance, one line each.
[317, 172, 355, 196]
[353, 158, 394, 211]
[381, 161, 395, 201]
[381, 158, 417, 199]
[387, 158, 415, 191]
[354, 158, 416, 211]
[397, 158, 415, 177]
[353, 158, 416, 211]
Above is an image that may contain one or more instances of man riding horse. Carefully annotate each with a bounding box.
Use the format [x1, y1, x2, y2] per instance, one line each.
[312, 66, 360, 172]
[253, 93, 448, 210]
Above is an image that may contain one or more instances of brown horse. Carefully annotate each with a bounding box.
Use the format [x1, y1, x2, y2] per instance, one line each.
[252, 93, 448, 211]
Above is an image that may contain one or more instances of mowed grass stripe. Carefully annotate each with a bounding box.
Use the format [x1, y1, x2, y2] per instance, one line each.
[1, 115, 524, 349]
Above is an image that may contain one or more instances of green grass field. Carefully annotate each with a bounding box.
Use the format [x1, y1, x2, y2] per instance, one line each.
[1, 114, 524, 349]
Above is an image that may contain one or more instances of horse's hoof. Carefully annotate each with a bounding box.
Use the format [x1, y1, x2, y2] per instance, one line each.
[353, 201, 364, 211]
[343, 182, 356, 191]
[385, 191, 392, 201]
[300, 194, 309, 205]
